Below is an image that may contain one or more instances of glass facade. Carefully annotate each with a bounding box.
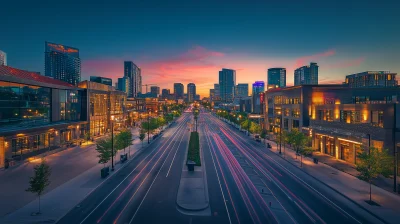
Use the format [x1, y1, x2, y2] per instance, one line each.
[0, 81, 51, 128]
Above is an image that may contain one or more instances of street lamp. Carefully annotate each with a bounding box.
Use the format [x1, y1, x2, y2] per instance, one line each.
[278, 111, 282, 154]
[147, 109, 151, 144]
[111, 115, 115, 171]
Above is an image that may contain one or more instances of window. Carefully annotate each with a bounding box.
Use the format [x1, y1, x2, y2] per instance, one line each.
[292, 120, 299, 128]
[292, 109, 300, 118]
[284, 119, 289, 130]
[371, 111, 384, 127]
[284, 108, 290, 116]
[340, 110, 361, 124]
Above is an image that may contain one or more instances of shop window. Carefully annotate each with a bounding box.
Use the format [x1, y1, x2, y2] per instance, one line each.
[371, 111, 384, 127]
[293, 120, 299, 128]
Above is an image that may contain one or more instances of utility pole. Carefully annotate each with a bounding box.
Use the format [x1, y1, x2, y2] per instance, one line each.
[393, 104, 397, 193]
[279, 112, 282, 154]
[111, 115, 114, 171]
[147, 109, 151, 144]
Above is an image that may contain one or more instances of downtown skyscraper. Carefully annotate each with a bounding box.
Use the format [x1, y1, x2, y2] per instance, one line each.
[252, 81, 265, 113]
[219, 68, 236, 103]
[267, 68, 286, 89]
[44, 42, 81, 85]
[0, 50, 7, 66]
[187, 83, 196, 102]
[174, 83, 184, 99]
[236, 83, 249, 98]
[294, 62, 318, 86]
[124, 61, 142, 97]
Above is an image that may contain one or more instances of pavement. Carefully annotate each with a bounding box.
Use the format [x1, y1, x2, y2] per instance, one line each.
[264, 138, 400, 224]
[0, 126, 147, 223]
[176, 123, 210, 214]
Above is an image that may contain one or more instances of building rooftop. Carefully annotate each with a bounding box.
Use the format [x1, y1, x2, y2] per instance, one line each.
[0, 65, 74, 87]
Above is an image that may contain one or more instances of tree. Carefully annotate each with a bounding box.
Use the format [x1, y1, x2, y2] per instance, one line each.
[26, 160, 51, 215]
[250, 122, 262, 134]
[115, 129, 132, 154]
[240, 119, 251, 135]
[260, 129, 268, 144]
[84, 132, 91, 145]
[356, 147, 393, 203]
[287, 128, 310, 159]
[139, 132, 146, 148]
[298, 146, 314, 167]
[96, 138, 112, 167]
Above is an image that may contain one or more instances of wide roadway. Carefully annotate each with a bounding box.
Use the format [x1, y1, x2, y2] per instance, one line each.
[202, 112, 374, 224]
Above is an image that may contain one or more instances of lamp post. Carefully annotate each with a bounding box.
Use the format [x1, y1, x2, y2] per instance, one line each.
[279, 111, 282, 154]
[111, 115, 115, 171]
[147, 109, 151, 144]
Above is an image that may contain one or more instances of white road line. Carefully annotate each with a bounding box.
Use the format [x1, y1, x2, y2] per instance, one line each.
[129, 116, 188, 223]
[79, 116, 189, 224]
[166, 126, 187, 177]
[204, 126, 232, 224]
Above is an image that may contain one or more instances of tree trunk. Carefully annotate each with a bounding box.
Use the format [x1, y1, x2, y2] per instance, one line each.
[301, 155, 303, 167]
[38, 195, 41, 214]
[370, 181, 372, 202]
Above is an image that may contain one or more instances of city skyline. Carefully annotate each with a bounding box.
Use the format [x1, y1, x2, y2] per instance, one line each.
[1, 1, 400, 97]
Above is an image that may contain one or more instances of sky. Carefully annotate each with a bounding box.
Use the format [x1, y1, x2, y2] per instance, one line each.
[1, 0, 400, 97]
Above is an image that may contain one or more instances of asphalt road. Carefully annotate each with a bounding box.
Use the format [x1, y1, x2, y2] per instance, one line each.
[202, 112, 375, 224]
[58, 111, 376, 224]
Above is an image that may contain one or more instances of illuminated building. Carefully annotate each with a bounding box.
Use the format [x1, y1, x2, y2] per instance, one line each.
[0, 65, 88, 168]
[294, 62, 318, 86]
[124, 61, 142, 97]
[252, 81, 265, 113]
[219, 68, 236, 103]
[0, 50, 7, 66]
[44, 42, 81, 85]
[78, 81, 126, 137]
[90, 76, 112, 86]
[187, 83, 196, 102]
[174, 83, 184, 100]
[267, 68, 286, 88]
[117, 77, 129, 94]
[345, 71, 398, 88]
[264, 84, 400, 167]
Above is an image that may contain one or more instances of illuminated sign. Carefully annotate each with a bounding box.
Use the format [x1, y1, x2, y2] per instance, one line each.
[46, 42, 79, 56]
[248, 114, 263, 118]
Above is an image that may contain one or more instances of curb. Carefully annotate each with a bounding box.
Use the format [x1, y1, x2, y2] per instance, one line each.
[266, 147, 390, 224]
[175, 128, 210, 212]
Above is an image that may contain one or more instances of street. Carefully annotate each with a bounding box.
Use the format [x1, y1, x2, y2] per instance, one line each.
[56, 112, 382, 224]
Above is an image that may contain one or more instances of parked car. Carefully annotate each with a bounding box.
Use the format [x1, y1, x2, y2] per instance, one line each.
[254, 134, 261, 142]
[267, 143, 272, 148]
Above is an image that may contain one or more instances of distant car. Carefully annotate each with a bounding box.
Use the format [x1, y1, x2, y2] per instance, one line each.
[267, 143, 272, 148]
[254, 134, 261, 142]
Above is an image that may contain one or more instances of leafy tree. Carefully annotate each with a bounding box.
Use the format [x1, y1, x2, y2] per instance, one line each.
[96, 138, 112, 166]
[240, 119, 251, 132]
[260, 129, 268, 144]
[299, 146, 314, 167]
[250, 122, 262, 134]
[84, 132, 91, 145]
[115, 129, 132, 154]
[26, 160, 51, 214]
[356, 147, 393, 202]
[286, 128, 310, 159]
[139, 132, 146, 148]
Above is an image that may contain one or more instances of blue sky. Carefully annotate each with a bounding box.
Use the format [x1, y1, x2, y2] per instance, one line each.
[1, 0, 399, 96]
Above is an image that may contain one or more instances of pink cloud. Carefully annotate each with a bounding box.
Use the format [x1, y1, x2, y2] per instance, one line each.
[295, 49, 335, 68]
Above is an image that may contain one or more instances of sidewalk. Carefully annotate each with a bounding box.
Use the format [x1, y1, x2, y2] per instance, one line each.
[265, 139, 400, 224]
[0, 126, 155, 224]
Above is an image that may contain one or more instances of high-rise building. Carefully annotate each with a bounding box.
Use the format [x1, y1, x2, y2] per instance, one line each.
[90, 76, 112, 86]
[294, 62, 318, 86]
[219, 68, 236, 103]
[345, 71, 398, 88]
[195, 94, 200, 101]
[187, 83, 196, 102]
[44, 42, 81, 85]
[117, 77, 129, 94]
[161, 89, 170, 99]
[174, 83, 184, 99]
[267, 68, 286, 89]
[124, 61, 142, 97]
[0, 50, 7, 66]
[209, 89, 215, 102]
[214, 84, 220, 99]
[252, 81, 265, 113]
[236, 83, 249, 98]
[150, 86, 160, 97]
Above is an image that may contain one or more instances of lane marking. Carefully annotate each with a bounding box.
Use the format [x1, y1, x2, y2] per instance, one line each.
[79, 115, 190, 224]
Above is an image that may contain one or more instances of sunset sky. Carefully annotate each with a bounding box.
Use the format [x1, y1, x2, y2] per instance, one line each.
[1, 0, 399, 97]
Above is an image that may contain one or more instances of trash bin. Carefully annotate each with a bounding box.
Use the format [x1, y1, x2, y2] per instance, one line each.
[313, 158, 319, 164]
[187, 160, 196, 171]
[101, 166, 110, 178]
